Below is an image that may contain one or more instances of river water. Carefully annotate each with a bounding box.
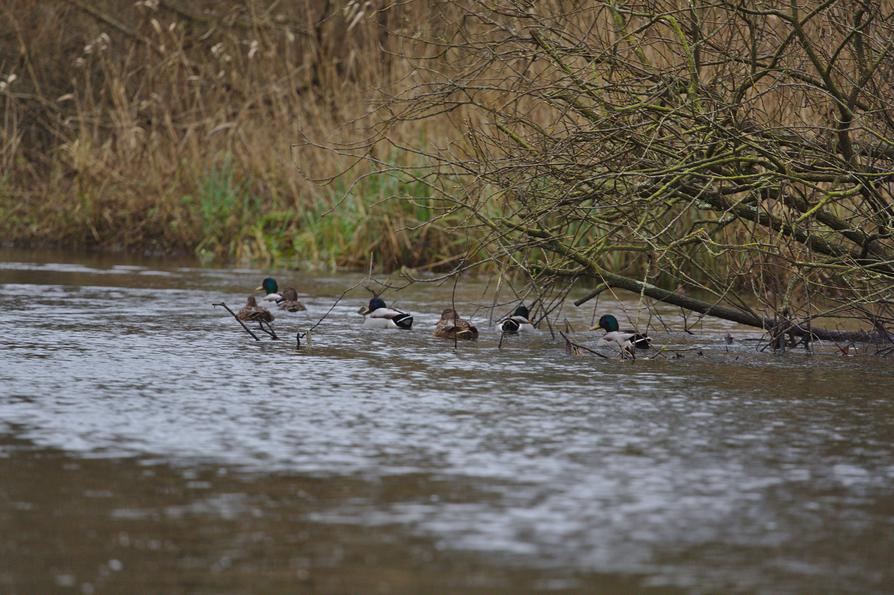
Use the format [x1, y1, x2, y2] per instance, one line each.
[1, 250, 892, 593]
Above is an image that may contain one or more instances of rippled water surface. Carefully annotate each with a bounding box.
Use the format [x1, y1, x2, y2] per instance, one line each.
[1, 249, 893, 593]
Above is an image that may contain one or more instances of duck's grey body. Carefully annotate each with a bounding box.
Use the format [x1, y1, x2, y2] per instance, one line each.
[359, 298, 413, 330]
[593, 314, 652, 357]
[602, 330, 651, 349]
[496, 315, 534, 333]
[497, 305, 534, 333]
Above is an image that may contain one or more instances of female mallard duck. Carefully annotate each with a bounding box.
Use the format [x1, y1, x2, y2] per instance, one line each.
[358, 297, 413, 329]
[592, 314, 651, 355]
[256, 277, 305, 312]
[434, 308, 479, 340]
[276, 286, 306, 312]
[496, 305, 534, 333]
[237, 295, 274, 323]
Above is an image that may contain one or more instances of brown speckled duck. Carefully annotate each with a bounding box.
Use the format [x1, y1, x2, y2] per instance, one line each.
[237, 295, 274, 323]
[434, 308, 479, 340]
[276, 286, 306, 312]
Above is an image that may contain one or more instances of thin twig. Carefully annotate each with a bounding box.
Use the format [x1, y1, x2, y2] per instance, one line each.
[257, 320, 280, 340]
[305, 278, 369, 335]
[559, 331, 609, 359]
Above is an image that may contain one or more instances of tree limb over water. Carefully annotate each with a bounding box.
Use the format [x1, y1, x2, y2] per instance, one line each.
[329, 0, 894, 345]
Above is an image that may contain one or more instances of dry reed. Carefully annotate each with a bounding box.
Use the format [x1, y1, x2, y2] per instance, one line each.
[0, 0, 474, 269]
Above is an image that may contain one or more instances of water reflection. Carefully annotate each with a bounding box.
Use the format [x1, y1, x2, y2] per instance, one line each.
[1, 249, 893, 593]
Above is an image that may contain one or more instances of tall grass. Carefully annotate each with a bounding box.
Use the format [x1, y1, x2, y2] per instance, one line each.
[0, 0, 473, 269]
[3, 0, 874, 288]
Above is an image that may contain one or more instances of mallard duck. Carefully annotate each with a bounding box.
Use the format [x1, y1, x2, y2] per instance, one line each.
[358, 297, 413, 329]
[434, 308, 479, 340]
[237, 295, 274, 323]
[496, 305, 534, 333]
[276, 286, 306, 312]
[256, 277, 305, 311]
[592, 314, 651, 356]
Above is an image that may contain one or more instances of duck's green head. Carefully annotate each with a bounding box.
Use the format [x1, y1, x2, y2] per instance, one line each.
[256, 277, 278, 295]
[513, 305, 530, 319]
[596, 314, 620, 332]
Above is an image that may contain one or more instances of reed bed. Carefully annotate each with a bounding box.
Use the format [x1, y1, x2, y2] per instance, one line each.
[0, 0, 476, 269]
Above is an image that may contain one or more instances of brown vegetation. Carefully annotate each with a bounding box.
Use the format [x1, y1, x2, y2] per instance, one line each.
[350, 0, 894, 341]
[0, 0, 465, 268]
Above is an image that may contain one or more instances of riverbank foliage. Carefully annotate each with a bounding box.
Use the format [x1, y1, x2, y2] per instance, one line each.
[350, 0, 894, 340]
[0, 0, 472, 269]
[3, 1, 894, 340]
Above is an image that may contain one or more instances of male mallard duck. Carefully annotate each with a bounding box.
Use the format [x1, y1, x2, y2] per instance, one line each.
[358, 297, 413, 329]
[592, 314, 651, 356]
[496, 304, 534, 333]
[434, 308, 479, 340]
[256, 277, 305, 312]
[237, 295, 274, 323]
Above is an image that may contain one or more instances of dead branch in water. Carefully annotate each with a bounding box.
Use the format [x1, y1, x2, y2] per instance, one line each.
[559, 331, 609, 359]
[212, 302, 260, 341]
[585, 268, 893, 344]
[256, 320, 280, 341]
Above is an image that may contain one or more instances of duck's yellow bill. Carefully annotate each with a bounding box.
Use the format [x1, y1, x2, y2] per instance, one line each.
[254, 285, 264, 291]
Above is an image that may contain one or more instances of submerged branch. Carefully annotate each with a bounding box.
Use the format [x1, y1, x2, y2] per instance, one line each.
[592, 271, 891, 344]
[213, 302, 260, 341]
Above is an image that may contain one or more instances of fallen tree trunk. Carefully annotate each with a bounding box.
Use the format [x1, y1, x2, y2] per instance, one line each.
[594, 269, 891, 344]
[526, 228, 893, 343]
